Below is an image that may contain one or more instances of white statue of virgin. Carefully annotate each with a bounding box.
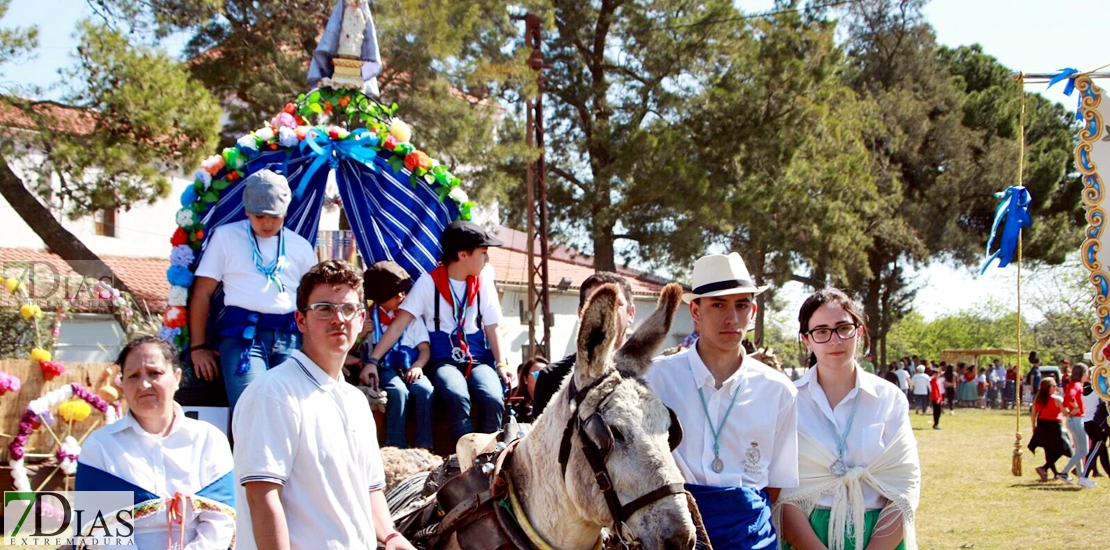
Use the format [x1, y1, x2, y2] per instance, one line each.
[308, 0, 383, 95]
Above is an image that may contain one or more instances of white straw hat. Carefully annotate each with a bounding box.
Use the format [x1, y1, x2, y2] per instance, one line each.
[681, 252, 769, 303]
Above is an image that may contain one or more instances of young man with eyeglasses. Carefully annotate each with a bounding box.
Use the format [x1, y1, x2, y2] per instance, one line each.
[189, 170, 317, 413]
[645, 252, 798, 549]
[233, 260, 415, 550]
[365, 220, 515, 441]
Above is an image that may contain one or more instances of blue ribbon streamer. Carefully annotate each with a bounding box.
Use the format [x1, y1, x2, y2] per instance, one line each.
[298, 128, 383, 198]
[980, 186, 1032, 274]
[1046, 67, 1082, 120]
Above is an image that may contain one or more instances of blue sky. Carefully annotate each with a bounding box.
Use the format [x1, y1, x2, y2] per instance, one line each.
[2, 0, 1108, 320]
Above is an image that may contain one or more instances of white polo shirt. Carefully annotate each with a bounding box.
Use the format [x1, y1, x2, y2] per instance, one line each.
[195, 220, 317, 314]
[795, 365, 912, 509]
[233, 350, 385, 550]
[646, 347, 799, 490]
[401, 265, 503, 335]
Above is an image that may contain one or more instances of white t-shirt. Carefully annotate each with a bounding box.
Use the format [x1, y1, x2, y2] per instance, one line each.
[894, 369, 910, 391]
[795, 366, 914, 509]
[233, 350, 385, 550]
[646, 347, 799, 490]
[910, 373, 931, 395]
[400, 265, 503, 335]
[1082, 389, 1102, 423]
[79, 404, 234, 550]
[194, 220, 317, 314]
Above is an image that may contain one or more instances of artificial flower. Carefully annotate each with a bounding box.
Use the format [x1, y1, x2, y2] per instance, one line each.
[175, 208, 196, 228]
[167, 265, 194, 288]
[170, 245, 195, 267]
[159, 325, 182, 343]
[3, 277, 20, 293]
[283, 102, 296, 114]
[449, 186, 470, 205]
[0, 372, 20, 396]
[323, 101, 333, 115]
[171, 227, 188, 247]
[255, 127, 275, 142]
[390, 118, 412, 143]
[30, 348, 52, 363]
[19, 304, 42, 319]
[40, 360, 65, 380]
[404, 150, 431, 172]
[327, 126, 350, 140]
[295, 126, 311, 141]
[164, 305, 187, 329]
[226, 171, 240, 182]
[278, 127, 299, 148]
[193, 228, 207, 240]
[180, 186, 198, 207]
[338, 96, 351, 108]
[167, 286, 188, 306]
[383, 135, 399, 151]
[58, 400, 92, 423]
[271, 112, 297, 130]
[223, 147, 247, 170]
[201, 155, 225, 176]
[194, 169, 213, 190]
[237, 134, 260, 152]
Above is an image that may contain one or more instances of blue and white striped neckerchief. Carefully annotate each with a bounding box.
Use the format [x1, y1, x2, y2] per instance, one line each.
[247, 223, 288, 293]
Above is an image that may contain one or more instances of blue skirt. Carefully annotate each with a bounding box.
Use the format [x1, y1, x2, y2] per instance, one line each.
[686, 483, 776, 549]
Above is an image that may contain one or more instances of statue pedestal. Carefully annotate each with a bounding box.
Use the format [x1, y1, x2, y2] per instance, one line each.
[330, 57, 365, 89]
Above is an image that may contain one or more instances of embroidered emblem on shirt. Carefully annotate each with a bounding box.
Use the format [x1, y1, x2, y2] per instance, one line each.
[743, 441, 762, 476]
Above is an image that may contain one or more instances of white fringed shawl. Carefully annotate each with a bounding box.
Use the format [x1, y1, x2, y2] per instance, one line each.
[773, 422, 921, 550]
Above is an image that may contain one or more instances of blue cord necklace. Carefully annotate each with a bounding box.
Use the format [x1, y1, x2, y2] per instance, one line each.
[824, 390, 862, 477]
[697, 378, 745, 473]
[248, 224, 287, 293]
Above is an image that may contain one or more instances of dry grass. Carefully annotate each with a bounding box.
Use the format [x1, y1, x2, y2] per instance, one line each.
[912, 406, 1108, 549]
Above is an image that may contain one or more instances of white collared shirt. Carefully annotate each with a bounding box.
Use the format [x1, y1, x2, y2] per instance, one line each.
[646, 347, 799, 490]
[795, 365, 912, 509]
[78, 403, 234, 550]
[194, 220, 317, 314]
[233, 350, 385, 550]
[401, 265, 503, 335]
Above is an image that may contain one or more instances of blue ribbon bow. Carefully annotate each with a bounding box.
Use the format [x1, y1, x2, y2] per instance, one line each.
[1047, 67, 1082, 120]
[980, 186, 1032, 274]
[298, 127, 383, 198]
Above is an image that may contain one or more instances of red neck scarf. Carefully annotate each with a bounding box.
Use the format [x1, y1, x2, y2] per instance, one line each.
[431, 264, 481, 374]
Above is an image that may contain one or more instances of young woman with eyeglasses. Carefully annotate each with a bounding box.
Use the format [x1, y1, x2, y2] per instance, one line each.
[775, 288, 921, 550]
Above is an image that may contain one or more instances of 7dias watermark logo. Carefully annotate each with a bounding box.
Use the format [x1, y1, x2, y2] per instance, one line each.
[3, 491, 135, 547]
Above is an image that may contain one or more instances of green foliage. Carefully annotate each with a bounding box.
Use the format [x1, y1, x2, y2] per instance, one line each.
[0, 308, 52, 359]
[0, 0, 37, 70]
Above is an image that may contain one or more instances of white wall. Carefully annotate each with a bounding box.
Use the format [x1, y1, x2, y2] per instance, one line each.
[1, 152, 194, 258]
[53, 314, 126, 364]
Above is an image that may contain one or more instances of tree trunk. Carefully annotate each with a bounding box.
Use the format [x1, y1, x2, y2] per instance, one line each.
[0, 154, 136, 298]
[863, 246, 886, 362]
[592, 224, 616, 272]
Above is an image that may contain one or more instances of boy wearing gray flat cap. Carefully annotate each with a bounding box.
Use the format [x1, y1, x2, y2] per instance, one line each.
[189, 169, 318, 413]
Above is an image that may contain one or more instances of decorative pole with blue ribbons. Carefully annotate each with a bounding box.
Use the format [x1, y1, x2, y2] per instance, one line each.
[979, 185, 1032, 275]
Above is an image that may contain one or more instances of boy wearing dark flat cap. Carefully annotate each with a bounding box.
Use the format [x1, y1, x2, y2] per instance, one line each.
[357, 261, 433, 449]
[365, 220, 515, 441]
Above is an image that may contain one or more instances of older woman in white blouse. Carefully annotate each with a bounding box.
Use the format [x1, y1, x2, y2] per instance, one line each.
[775, 289, 921, 550]
[77, 335, 235, 549]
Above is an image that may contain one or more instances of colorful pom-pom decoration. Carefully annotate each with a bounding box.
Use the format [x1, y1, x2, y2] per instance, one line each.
[163, 306, 187, 329]
[0, 372, 21, 396]
[58, 399, 92, 423]
[4, 277, 21, 294]
[40, 360, 65, 381]
[30, 347, 52, 363]
[19, 304, 42, 319]
[167, 265, 195, 288]
[169, 245, 195, 267]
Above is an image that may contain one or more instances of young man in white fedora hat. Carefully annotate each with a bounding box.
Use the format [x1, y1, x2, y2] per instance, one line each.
[645, 252, 798, 549]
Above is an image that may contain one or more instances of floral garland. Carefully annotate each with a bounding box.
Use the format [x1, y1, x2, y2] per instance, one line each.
[8, 383, 119, 491]
[160, 86, 473, 350]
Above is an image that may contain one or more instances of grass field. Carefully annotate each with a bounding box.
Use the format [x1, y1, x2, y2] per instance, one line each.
[913, 406, 1108, 549]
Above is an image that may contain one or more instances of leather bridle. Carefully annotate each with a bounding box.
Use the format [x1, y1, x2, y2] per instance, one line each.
[557, 370, 687, 547]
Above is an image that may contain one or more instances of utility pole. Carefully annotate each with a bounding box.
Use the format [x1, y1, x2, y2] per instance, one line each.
[512, 13, 551, 359]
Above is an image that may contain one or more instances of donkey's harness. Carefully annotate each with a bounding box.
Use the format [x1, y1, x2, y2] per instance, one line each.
[422, 369, 700, 550]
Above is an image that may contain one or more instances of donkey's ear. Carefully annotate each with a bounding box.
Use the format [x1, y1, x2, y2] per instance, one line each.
[575, 283, 620, 385]
[616, 282, 683, 377]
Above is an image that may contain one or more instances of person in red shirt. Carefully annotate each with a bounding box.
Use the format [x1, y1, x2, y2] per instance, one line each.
[1059, 364, 1095, 487]
[929, 368, 944, 430]
[1028, 378, 1071, 481]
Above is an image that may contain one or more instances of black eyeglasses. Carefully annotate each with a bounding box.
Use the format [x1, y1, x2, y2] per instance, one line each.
[805, 323, 860, 344]
[304, 302, 365, 321]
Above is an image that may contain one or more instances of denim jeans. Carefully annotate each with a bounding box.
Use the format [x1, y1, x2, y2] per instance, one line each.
[1061, 415, 1089, 476]
[913, 393, 929, 414]
[379, 366, 434, 449]
[219, 329, 301, 411]
[430, 362, 505, 441]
